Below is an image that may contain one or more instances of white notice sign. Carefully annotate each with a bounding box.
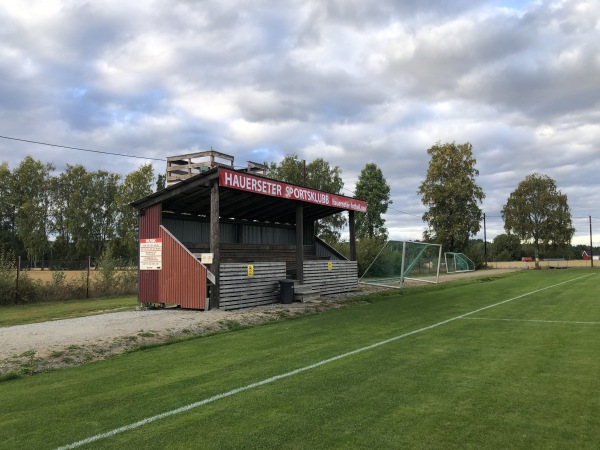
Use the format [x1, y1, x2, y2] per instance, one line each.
[200, 253, 214, 264]
[140, 238, 162, 270]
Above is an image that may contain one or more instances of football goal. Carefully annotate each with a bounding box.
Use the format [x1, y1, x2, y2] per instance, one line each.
[359, 241, 442, 289]
[444, 252, 475, 273]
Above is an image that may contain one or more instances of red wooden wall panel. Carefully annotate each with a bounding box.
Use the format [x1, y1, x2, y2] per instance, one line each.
[159, 226, 207, 309]
[138, 204, 161, 303]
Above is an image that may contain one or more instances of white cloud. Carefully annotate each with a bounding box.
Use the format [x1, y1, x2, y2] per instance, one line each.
[1, 0, 599, 243]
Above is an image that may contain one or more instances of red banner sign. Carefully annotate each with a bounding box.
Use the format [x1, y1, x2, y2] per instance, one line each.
[219, 169, 367, 212]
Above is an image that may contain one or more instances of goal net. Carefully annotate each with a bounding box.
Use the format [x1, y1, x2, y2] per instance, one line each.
[359, 241, 442, 288]
[444, 252, 475, 273]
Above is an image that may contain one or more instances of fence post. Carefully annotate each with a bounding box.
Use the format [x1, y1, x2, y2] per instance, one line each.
[15, 255, 20, 304]
[87, 256, 91, 298]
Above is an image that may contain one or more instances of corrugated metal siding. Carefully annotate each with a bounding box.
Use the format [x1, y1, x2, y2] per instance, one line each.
[164, 216, 296, 245]
[159, 226, 207, 309]
[304, 222, 315, 245]
[315, 239, 346, 260]
[243, 224, 295, 244]
[162, 217, 210, 243]
[139, 204, 161, 303]
[220, 223, 237, 243]
[162, 217, 237, 244]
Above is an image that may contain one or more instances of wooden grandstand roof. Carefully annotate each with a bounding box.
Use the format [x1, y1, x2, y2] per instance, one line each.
[131, 167, 366, 225]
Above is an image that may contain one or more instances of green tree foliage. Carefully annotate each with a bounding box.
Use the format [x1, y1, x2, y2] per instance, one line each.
[354, 163, 391, 241]
[0, 156, 155, 264]
[267, 155, 305, 186]
[50, 166, 121, 259]
[89, 170, 121, 255]
[11, 157, 54, 262]
[327, 237, 395, 277]
[491, 233, 521, 261]
[359, 239, 402, 278]
[465, 239, 486, 269]
[0, 162, 19, 255]
[113, 164, 155, 260]
[52, 165, 93, 259]
[501, 173, 575, 267]
[267, 155, 346, 243]
[418, 142, 485, 252]
[156, 173, 166, 191]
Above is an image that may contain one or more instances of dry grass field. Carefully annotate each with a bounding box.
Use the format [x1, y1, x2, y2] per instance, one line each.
[20, 261, 594, 283]
[20, 269, 133, 283]
[488, 259, 593, 269]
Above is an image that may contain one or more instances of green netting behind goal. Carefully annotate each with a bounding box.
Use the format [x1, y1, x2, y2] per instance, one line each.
[359, 241, 442, 288]
[444, 252, 475, 273]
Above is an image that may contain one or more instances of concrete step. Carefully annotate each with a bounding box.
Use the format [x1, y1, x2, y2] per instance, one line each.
[293, 283, 320, 303]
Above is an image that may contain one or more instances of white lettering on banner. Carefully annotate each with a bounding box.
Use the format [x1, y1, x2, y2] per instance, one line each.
[223, 171, 233, 187]
[219, 169, 367, 212]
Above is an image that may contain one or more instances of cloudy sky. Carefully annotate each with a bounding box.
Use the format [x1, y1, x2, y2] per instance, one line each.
[1, 0, 599, 245]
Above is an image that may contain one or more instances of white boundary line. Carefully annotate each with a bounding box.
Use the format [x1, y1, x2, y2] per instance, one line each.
[57, 273, 594, 449]
[463, 317, 600, 325]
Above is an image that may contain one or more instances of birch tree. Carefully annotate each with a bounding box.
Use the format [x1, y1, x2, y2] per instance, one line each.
[418, 142, 485, 252]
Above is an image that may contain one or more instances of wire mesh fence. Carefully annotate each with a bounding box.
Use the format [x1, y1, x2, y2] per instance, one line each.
[0, 257, 138, 305]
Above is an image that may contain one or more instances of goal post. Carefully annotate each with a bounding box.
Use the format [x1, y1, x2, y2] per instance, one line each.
[400, 241, 442, 287]
[444, 252, 475, 273]
[359, 240, 442, 288]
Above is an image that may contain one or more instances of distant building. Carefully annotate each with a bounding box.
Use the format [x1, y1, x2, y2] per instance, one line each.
[581, 250, 599, 261]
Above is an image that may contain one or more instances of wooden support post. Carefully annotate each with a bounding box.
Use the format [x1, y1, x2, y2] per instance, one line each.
[210, 180, 220, 309]
[349, 210, 357, 261]
[296, 204, 304, 283]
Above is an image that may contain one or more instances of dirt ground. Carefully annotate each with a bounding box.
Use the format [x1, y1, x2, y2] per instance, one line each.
[0, 268, 517, 376]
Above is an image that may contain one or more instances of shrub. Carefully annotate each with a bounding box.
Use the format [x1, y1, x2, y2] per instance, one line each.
[0, 251, 15, 305]
[0, 249, 136, 304]
[90, 249, 137, 297]
[496, 250, 513, 262]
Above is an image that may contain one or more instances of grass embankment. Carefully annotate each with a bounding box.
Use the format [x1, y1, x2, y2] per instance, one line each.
[0, 296, 138, 327]
[1, 269, 599, 449]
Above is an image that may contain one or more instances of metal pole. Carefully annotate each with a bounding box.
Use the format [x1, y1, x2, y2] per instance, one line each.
[349, 210, 356, 261]
[399, 241, 406, 288]
[15, 255, 20, 304]
[436, 244, 442, 283]
[483, 213, 487, 266]
[87, 256, 91, 298]
[590, 216, 594, 268]
[302, 160, 306, 185]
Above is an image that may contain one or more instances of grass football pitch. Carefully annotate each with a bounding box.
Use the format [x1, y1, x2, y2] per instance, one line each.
[1, 269, 599, 449]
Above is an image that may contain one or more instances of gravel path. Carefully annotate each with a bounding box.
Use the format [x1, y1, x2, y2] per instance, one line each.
[0, 268, 517, 374]
[0, 309, 230, 360]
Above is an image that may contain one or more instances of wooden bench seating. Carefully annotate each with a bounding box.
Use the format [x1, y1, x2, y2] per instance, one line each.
[186, 243, 328, 273]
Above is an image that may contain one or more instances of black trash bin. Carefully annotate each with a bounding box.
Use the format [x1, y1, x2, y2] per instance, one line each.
[279, 279, 296, 304]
